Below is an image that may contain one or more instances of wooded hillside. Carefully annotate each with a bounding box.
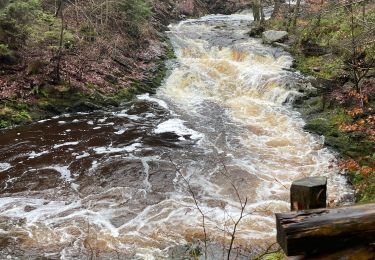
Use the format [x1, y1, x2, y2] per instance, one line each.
[0, 0, 234, 128]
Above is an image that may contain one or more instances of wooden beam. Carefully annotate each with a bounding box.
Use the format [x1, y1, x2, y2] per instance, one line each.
[305, 245, 375, 259]
[276, 203, 375, 256]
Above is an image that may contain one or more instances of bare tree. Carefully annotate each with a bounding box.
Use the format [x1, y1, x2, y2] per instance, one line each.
[253, 0, 264, 22]
[342, 0, 375, 106]
[168, 157, 208, 260]
[291, 0, 301, 30]
[225, 183, 247, 260]
[53, 0, 65, 83]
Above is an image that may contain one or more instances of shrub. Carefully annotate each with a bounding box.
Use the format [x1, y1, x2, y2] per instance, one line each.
[0, 0, 41, 49]
[117, 0, 152, 37]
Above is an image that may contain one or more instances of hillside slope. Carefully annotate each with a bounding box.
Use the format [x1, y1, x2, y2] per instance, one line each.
[0, 0, 238, 128]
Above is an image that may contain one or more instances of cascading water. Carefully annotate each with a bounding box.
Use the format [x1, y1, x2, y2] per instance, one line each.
[0, 12, 353, 259]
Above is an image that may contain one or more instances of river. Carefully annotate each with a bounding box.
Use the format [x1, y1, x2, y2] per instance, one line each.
[0, 12, 353, 259]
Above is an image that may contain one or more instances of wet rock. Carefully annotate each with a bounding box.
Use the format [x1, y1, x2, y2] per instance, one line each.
[70, 101, 102, 112]
[24, 205, 37, 212]
[301, 40, 329, 56]
[312, 67, 321, 72]
[248, 23, 265, 38]
[303, 77, 335, 95]
[299, 82, 318, 97]
[262, 30, 288, 44]
[273, 42, 291, 51]
[0, 51, 19, 65]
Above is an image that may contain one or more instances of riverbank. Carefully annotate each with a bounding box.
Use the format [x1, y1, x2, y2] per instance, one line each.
[264, 1, 375, 203]
[0, 0, 240, 130]
[295, 91, 375, 202]
[0, 41, 173, 128]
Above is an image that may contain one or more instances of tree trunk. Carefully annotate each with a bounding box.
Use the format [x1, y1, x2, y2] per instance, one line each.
[276, 203, 375, 256]
[253, 0, 261, 21]
[54, 0, 64, 83]
[292, 0, 301, 30]
[349, 0, 360, 93]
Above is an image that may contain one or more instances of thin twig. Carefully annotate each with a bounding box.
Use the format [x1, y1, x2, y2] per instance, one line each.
[252, 242, 281, 260]
[220, 163, 249, 260]
[168, 156, 208, 260]
[273, 177, 288, 190]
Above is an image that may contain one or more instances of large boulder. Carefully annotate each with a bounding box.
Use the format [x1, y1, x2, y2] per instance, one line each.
[262, 30, 288, 44]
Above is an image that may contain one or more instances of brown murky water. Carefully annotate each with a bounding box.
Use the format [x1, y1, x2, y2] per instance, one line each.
[0, 12, 353, 259]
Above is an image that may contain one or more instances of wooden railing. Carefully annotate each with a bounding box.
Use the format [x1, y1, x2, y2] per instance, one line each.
[275, 176, 375, 257]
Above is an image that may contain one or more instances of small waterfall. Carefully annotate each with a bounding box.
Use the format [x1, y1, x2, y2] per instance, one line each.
[0, 12, 353, 259]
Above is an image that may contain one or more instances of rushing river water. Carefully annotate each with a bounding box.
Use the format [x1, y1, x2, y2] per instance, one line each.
[0, 13, 353, 259]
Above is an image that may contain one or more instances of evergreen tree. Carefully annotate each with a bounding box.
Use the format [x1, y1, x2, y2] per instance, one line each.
[117, 0, 151, 37]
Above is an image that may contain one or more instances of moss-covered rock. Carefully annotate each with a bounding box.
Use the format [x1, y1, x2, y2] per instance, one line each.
[301, 99, 374, 158]
[0, 103, 32, 128]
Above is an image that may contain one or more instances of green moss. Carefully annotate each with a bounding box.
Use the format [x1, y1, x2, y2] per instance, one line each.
[13, 110, 31, 122]
[0, 44, 12, 56]
[0, 106, 14, 116]
[294, 54, 344, 80]
[332, 109, 351, 123]
[0, 120, 11, 128]
[348, 170, 375, 203]
[304, 117, 332, 134]
[37, 84, 75, 100]
[0, 102, 33, 128]
[303, 108, 373, 159]
[165, 44, 176, 59]
[79, 24, 97, 42]
[266, 18, 288, 31]
[112, 52, 169, 103]
[261, 250, 285, 260]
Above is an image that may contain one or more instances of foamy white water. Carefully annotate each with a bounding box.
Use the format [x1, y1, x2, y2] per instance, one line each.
[0, 12, 353, 259]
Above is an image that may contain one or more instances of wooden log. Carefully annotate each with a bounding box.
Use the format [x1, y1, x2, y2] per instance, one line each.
[293, 245, 375, 260]
[290, 176, 327, 211]
[276, 203, 375, 256]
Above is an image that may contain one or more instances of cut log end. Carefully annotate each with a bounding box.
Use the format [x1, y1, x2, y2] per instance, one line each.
[290, 176, 327, 211]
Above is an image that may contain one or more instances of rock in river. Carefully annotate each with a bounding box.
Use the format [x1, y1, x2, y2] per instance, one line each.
[262, 30, 288, 44]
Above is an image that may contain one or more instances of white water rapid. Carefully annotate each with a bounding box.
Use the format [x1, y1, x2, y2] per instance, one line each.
[0, 12, 353, 259]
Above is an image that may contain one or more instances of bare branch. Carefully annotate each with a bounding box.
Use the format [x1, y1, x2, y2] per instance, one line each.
[168, 156, 208, 260]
